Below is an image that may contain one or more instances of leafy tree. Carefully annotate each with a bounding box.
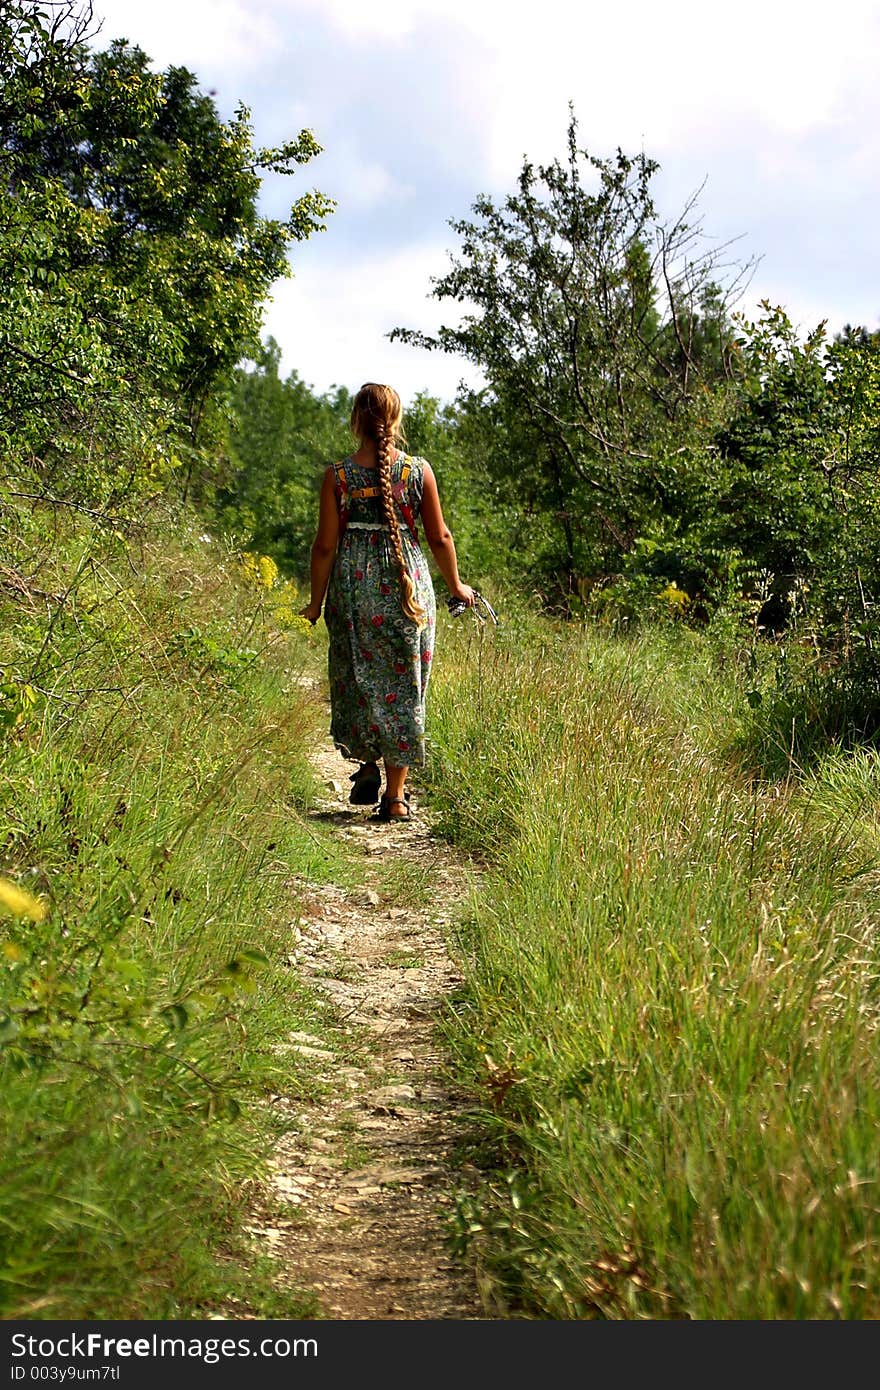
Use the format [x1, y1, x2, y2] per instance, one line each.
[392, 112, 749, 600]
[708, 307, 880, 661]
[0, 0, 332, 521]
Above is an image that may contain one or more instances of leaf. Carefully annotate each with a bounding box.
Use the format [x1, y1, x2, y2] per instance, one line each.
[0, 1014, 20, 1042]
[234, 946, 270, 966]
[161, 1002, 189, 1031]
[684, 1148, 703, 1204]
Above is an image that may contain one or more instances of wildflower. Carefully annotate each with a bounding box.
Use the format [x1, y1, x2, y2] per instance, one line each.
[239, 553, 258, 584]
[0, 877, 45, 922]
[371, 614, 384, 627]
[385, 692, 397, 704]
[660, 582, 690, 613]
[239, 552, 279, 591]
[258, 555, 279, 590]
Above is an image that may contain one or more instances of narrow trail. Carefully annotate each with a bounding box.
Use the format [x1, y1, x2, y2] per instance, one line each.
[250, 728, 486, 1320]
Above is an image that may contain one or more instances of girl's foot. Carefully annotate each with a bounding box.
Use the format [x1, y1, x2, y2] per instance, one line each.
[349, 761, 381, 804]
[377, 794, 411, 822]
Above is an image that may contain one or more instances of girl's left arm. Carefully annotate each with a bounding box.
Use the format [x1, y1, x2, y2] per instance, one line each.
[300, 466, 340, 624]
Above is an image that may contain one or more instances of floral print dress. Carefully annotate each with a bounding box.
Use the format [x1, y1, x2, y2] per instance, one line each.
[324, 452, 436, 767]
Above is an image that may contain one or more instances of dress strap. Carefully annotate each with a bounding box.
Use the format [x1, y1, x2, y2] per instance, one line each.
[347, 455, 410, 501]
[333, 455, 419, 544]
[332, 460, 350, 533]
[396, 454, 418, 544]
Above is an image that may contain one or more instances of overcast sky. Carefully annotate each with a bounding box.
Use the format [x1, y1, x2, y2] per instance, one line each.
[92, 0, 880, 405]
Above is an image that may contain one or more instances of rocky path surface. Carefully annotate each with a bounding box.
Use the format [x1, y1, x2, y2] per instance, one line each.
[249, 736, 485, 1319]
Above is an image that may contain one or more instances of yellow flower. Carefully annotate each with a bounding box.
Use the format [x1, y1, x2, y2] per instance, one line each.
[0, 877, 46, 922]
[238, 553, 258, 583]
[258, 555, 279, 590]
[659, 582, 690, 612]
[238, 552, 280, 591]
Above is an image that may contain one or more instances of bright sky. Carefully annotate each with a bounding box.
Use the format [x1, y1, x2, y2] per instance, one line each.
[93, 0, 880, 405]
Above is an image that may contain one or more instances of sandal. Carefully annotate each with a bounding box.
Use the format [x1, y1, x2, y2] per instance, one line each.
[376, 795, 411, 822]
[349, 762, 381, 805]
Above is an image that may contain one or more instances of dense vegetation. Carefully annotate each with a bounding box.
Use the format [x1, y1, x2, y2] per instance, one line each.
[0, 0, 332, 524]
[426, 612, 880, 1317]
[0, 1, 338, 1317]
[3, 0, 880, 1321]
[0, 517, 345, 1317]
[228, 116, 880, 749]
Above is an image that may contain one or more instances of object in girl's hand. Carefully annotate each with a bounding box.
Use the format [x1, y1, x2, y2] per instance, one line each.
[447, 592, 498, 624]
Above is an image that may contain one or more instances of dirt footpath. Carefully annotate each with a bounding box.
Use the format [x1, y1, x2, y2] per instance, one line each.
[250, 737, 486, 1319]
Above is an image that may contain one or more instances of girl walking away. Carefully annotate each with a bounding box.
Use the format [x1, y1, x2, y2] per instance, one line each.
[300, 382, 474, 821]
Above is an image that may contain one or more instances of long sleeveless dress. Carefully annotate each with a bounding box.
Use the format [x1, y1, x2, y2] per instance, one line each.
[324, 452, 436, 768]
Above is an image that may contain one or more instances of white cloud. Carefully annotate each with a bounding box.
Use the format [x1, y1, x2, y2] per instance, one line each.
[329, 153, 415, 210]
[262, 243, 484, 403]
[287, 0, 880, 156]
[93, 0, 281, 74]
[89, 0, 880, 397]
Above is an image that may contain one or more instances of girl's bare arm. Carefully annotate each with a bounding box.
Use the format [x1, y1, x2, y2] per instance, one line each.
[420, 462, 474, 604]
[300, 466, 340, 623]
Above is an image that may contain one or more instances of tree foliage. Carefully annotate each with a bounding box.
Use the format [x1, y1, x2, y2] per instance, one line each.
[214, 340, 352, 573]
[392, 111, 751, 596]
[711, 309, 880, 664]
[390, 111, 880, 714]
[0, 0, 332, 520]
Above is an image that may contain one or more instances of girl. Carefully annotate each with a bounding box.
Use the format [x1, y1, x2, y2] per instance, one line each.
[300, 382, 474, 821]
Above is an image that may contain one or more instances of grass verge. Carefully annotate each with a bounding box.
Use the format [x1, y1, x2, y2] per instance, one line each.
[0, 505, 349, 1318]
[426, 605, 880, 1318]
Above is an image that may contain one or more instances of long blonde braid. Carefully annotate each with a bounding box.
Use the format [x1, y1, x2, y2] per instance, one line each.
[351, 383, 425, 626]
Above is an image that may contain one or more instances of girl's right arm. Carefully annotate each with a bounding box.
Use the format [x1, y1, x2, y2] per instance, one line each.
[300, 466, 340, 624]
[420, 461, 474, 605]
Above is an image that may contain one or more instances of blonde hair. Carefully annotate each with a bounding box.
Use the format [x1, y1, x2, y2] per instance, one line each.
[350, 382, 425, 625]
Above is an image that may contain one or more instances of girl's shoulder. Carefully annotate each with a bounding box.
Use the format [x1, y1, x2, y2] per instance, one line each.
[400, 452, 429, 474]
[399, 453, 428, 494]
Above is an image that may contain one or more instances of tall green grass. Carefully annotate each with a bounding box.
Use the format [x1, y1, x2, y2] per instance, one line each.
[427, 608, 880, 1318]
[0, 509, 344, 1318]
